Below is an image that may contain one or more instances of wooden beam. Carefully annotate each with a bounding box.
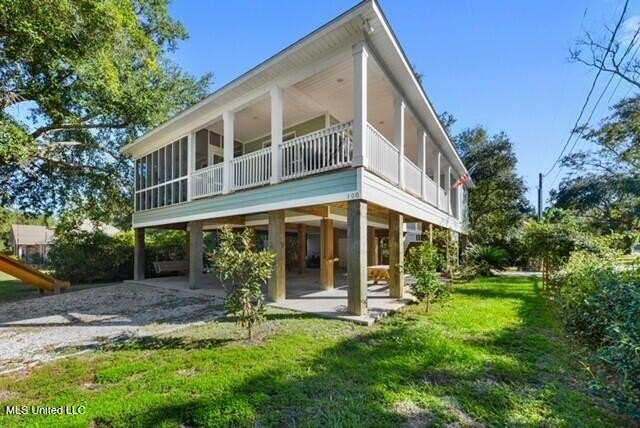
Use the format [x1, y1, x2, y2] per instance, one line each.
[268, 210, 286, 301]
[134, 228, 145, 281]
[320, 218, 335, 289]
[389, 211, 404, 298]
[207, 215, 245, 225]
[189, 221, 203, 289]
[297, 224, 307, 275]
[294, 205, 330, 218]
[347, 200, 367, 315]
[367, 226, 377, 266]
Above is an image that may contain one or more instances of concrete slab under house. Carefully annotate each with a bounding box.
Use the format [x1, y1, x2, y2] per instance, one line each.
[122, 0, 471, 325]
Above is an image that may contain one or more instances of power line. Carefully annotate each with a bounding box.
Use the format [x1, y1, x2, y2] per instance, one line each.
[544, 0, 629, 177]
[553, 17, 640, 188]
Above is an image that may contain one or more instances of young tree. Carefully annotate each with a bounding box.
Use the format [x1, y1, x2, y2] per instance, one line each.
[0, 0, 211, 223]
[210, 227, 275, 339]
[403, 241, 447, 312]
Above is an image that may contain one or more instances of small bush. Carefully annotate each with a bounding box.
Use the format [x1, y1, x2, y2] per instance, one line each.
[403, 241, 448, 311]
[461, 243, 509, 277]
[556, 250, 640, 416]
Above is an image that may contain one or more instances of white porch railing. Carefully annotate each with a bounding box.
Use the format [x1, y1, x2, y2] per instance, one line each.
[280, 121, 353, 180]
[367, 123, 399, 184]
[438, 187, 449, 212]
[404, 158, 421, 197]
[191, 163, 223, 199]
[424, 176, 437, 205]
[232, 147, 271, 191]
[186, 120, 457, 218]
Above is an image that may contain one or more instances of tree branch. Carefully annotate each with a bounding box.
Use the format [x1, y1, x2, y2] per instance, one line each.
[31, 121, 129, 139]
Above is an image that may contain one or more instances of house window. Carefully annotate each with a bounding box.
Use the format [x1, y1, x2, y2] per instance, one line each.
[134, 136, 189, 212]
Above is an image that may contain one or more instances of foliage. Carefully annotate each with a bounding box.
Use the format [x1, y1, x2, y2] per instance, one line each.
[555, 251, 640, 416]
[551, 96, 640, 242]
[0, 277, 634, 427]
[0, 0, 211, 224]
[431, 229, 459, 277]
[454, 126, 533, 247]
[209, 227, 274, 339]
[403, 241, 448, 311]
[461, 243, 509, 277]
[48, 230, 133, 283]
[48, 227, 188, 283]
[522, 209, 610, 286]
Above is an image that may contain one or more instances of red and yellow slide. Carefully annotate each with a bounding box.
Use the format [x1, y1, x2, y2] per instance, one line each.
[0, 253, 70, 293]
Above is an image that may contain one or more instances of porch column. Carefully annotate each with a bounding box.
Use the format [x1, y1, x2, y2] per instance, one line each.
[446, 165, 452, 214]
[320, 218, 334, 289]
[185, 230, 190, 265]
[268, 210, 286, 301]
[187, 130, 196, 201]
[134, 227, 145, 281]
[367, 226, 377, 265]
[297, 223, 307, 275]
[394, 96, 405, 188]
[222, 111, 234, 194]
[419, 130, 427, 200]
[188, 221, 203, 289]
[435, 151, 441, 207]
[458, 185, 464, 221]
[347, 199, 367, 315]
[389, 211, 404, 298]
[352, 41, 368, 168]
[270, 86, 283, 184]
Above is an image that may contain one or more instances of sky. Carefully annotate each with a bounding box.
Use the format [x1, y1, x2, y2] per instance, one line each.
[167, 0, 639, 208]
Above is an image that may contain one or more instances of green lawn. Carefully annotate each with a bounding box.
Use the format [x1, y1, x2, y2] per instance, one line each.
[0, 271, 41, 303]
[0, 277, 632, 427]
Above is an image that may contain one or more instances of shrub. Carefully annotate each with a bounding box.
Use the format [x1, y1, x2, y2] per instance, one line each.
[461, 243, 508, 277]
[209, 227, 274, 339]
[523, 209, 610, 287]
[556, 250, 640, 416]
[49, 230, 134, 283]
[432, 229, 459, 277]
[403, 241, 448, 311]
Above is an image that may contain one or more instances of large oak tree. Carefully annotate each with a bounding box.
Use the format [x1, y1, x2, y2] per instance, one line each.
[0, 0, 211, 225]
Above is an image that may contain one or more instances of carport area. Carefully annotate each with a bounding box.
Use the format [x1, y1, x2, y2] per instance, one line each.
[127, 269, 415, 326]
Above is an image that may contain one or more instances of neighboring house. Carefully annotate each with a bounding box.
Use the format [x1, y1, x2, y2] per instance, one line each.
[78, 220, 120, 237]
[122, 0, 471, 316]
[8, 225, 55, 262]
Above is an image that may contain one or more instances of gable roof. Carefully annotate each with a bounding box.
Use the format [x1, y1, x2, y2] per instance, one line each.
[78, 220, 120, 236]
[122, 0, 468, 177]
[10, 225, 55, 246]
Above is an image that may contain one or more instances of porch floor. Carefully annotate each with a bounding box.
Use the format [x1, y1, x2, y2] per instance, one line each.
[125, 269, 415, 326]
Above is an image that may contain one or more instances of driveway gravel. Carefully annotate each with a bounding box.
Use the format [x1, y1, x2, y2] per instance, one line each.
[0, 283, 224, 373]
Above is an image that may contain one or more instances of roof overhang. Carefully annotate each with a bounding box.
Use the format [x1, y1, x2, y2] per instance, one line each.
[122, 0, 469, 178]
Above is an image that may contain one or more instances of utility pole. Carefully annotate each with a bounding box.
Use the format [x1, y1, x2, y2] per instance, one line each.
[537, 173, 543, 220]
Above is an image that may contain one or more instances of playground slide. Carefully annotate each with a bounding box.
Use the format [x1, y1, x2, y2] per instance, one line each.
[0, 253, 70, 293]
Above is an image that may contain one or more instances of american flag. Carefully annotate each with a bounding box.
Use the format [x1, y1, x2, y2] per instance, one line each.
[452, 164, 475, 189]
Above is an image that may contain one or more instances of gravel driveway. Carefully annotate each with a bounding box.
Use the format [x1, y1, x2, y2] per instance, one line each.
[0, 283, 224, 373]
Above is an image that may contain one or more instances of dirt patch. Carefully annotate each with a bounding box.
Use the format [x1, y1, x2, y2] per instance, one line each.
[0, 283, 224, 374]
[394, 399, 434, 428]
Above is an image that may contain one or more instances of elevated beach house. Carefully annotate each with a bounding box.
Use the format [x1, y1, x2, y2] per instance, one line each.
[122, 0, 470, 317]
